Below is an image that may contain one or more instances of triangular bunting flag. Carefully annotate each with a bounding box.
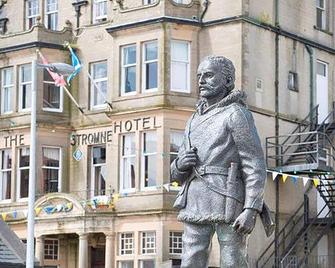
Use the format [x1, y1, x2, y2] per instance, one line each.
[35, 207, 42, 216]
[282, 174, 289, 183]
[272, 172, 279, 180]
[163, 184, 170, 192]
[1, 212, 7, 221]
[112, 193, 120, 202]
[302, 177, 309, 187]
[313, 178, 320, 187]
[171, 181, 179, 187]
[291, 176, 298, 185]
[23, 210, 28, 218]
[12, 211, 17, 219]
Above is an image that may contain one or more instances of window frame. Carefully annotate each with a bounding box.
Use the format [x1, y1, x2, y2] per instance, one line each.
[44, 238, 59, 260]
[141, 131, 157, 191]
[142, 40, 158, 92]
[140, 231, 156, 255]
[0, 149, 12, 202]
[169, 231, 183, 255]
[92, 0, 108, 24]
[143, 0, 157, 5]
[42, 69, 63, 113]
[316, 0, 327, 30]
[90, 60, 108, 110]
[139, 259, 155, 268]
[119, 232, 134, 256]
[120, 133, 136, 194]
[1, 67, 14, 115]
[172, 0, 192, 4]
[16, 147, 30, 201]
[44, 0, 58, 31]
[42, 146, 61, 194]
[170, 40, 191, 93]
[91, 145, 106, 197]
[19, 63, 32, 112]
[26, 0, 40, 30]
[121, 44, 137, 96]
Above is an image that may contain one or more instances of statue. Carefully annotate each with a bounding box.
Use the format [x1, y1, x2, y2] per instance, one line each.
[171, 56, 272, 267]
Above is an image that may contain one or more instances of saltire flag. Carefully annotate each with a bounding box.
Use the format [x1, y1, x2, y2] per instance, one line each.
[67, 45, 82, 84]
[38, 51, 66, 87]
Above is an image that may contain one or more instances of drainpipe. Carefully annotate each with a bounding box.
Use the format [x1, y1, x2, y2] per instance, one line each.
[305, 45, 315, 125]
[72, 0, 88, 34]
[274, 0, 280, 266]
[200, 0, 209, 24]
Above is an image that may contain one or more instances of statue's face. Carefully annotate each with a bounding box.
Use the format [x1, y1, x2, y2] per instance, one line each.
[197, 60, 231, 100]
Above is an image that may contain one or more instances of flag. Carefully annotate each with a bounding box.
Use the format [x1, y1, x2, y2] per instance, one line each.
[282, 174, 289, 183]
[302, 177, 309, 186]
[291, 176, 298, 185]
[38, 51, 67, 87]
[272, 171, 279, 180]
[67, 45, 82, 84]
[313, 178, 320, 187]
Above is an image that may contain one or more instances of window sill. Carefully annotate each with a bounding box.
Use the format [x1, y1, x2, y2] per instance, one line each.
[42, 108, 63, 113]
[313, 25, 333, 36]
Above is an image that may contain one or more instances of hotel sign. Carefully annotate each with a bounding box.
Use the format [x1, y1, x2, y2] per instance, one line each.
[70, 116, 159, 146]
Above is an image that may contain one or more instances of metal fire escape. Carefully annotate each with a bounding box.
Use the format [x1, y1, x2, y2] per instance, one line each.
[256, 104, 335, 268]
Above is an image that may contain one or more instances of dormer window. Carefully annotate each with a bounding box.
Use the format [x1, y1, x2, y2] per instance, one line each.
[26, 0, 39, 30]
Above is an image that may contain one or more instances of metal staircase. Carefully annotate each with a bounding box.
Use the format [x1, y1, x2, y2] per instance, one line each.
[257, 105, 335, 267]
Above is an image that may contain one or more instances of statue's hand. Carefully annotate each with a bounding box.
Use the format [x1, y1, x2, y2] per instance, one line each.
[232, 209, 257, 235]
[176, 149, 198, 172]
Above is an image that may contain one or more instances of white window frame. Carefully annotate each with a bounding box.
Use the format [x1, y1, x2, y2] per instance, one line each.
[141, 231, 156, 255]
[42, 146, 61, 194]
[91, 145, 106, 197]
[43, 70, 63, 113]
[19, 64, 32, 112]
[1, 67, 13, 114]
[316, 0, 326, 30]
[26, 0, 39, 30]
[119, 232, 134, 255]
[118, 261, 134, 268]
[44, 0, 58, 31]
[121, 44, 137, 96]
[173, 0, 191, 4]
[90, 61, 108, 110]
[142, 41, 158, 92]
[120, 134, 136, 194]
[44, 238, 59, 260]
[170, 40, 191, 93]
[139, 260, 155, 268]
[169, 231, 183, 255]
[0, 149, 11, 202]
[143, 0, 157, 5]
[141, 131, 157, 191]
[93, 0, 108, 24]
[16, 147, 30, 201]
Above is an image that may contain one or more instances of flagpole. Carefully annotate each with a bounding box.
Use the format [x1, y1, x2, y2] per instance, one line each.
[26, 59, 37, 268]
[63, 86, 84, 114]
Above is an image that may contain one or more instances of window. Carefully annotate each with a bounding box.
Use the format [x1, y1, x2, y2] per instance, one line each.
[17, 147, 30, 199]
[26, 0, 39, 29]
[142, 41, 158, 91]
[119, 233, 134, 255]
[170, 131, 183, 165]
[139, 260, 155, 268]
[19, 64, 32, 111]
[142, 132, 157, 189]
[119, 261, 134, 268]
[1, 68, 13, 114]
[316, 0, 326, 29]
[173, 0, 191, 3]
[93, 0, 108, 23]
[171, 40, 190, 93]
[42, 147, 61, 193]
[169, 232, 183, 254]
[120, 134, 136, 193]
[0, 149, 11, 200]
[91, 146, 106, 197]
[43, 70, 62, 112]
[141, 231, 156, 254]
[44, 238, 59, 260]
[121, 45, 137, 95]
[45, 0, 58, 30]
[90, 61, 107, 109]
[143, 0, 157, 5]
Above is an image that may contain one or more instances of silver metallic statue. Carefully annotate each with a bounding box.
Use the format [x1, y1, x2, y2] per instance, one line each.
[171, 56, 272, 267]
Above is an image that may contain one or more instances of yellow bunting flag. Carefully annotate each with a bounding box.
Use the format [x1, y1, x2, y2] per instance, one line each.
[35, 207, 42, 215]
[313, 178, 320, 187]
[171, 181, 179, 187]
[112, 193, 120, 202]
[282, 174, 289, 183]
[1, 212, 7, 221]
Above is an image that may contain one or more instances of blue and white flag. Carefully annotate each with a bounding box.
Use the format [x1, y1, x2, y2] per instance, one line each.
[67, 45, 82, 84]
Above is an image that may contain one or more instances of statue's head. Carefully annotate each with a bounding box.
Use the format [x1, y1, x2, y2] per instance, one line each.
[197, 56, 235, 101]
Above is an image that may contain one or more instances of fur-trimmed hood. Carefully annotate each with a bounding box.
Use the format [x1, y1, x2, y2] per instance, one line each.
[196, 89, 247, 115]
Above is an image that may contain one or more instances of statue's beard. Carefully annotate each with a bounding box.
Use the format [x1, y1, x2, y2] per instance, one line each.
[199, 85, 229, 102]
